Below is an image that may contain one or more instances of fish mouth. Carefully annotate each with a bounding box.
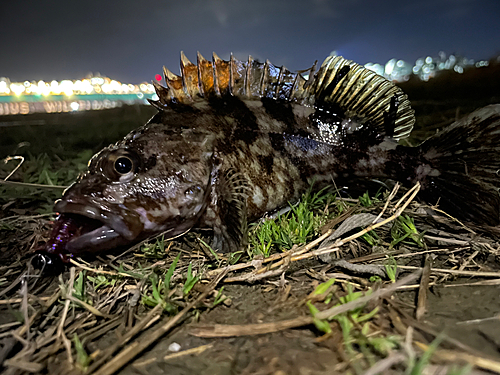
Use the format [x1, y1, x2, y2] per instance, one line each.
[50, 198, 144, 254]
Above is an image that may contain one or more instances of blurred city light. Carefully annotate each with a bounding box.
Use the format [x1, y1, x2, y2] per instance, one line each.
[364, 51, 491, 82]
[0, 75, 154, 97]
[0, 51, 496, 116]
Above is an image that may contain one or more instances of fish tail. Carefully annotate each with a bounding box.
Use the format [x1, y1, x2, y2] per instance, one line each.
[413, 104, 500, 225]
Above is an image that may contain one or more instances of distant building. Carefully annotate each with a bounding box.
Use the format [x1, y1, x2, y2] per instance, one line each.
[365, 51, 491, 82]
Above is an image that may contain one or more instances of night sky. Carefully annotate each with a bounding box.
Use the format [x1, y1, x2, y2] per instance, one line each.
[1, 0, 499, 83]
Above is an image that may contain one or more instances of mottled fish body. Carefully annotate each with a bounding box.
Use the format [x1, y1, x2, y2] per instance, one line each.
[37, 52, 500, 268]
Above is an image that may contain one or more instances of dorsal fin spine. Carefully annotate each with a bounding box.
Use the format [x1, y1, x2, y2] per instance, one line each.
[302, 61, 317, 103]
[245, 56, 252, 98]
[212, 53, 221, 96]
[196, 52, 205, 97]
[152, 80, 169, 105]
[163, 66, 187, 102]
[213, 52, 231, 96]
[275, 65, 285, 99]
[260, 60, 269, 97]
[289, 73, 300, 101]
[180, 51, 198, 99]
[229, 53, 235, 96]
[147, 98, 164, 111]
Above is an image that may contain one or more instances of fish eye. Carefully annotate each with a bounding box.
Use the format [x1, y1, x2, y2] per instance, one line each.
[114, 156, 134, 175]
[101, 149, 140, 181]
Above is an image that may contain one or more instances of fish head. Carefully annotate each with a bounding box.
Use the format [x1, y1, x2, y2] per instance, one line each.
[41, 121, 215, 262]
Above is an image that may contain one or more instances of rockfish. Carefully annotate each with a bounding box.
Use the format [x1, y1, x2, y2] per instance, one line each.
[35, 52, 500, 268]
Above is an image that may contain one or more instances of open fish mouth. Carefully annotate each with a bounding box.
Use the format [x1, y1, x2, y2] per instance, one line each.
[46, 198, 144, 255]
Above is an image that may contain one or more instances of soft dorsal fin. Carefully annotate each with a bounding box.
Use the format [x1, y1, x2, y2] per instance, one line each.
[149, 52, 415, 140]
[310, 56, 415, 140]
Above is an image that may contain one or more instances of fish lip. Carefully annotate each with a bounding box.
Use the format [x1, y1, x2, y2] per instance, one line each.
[54, 197, 143, 241]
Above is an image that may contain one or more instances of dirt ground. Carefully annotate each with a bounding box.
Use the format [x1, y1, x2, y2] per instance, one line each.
[1, 65, 500, 374]
[1, 234, 500, 375]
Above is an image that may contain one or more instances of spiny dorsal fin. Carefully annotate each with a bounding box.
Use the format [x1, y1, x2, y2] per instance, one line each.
[154, 51, 315, 104]
[152, 52, 414, 140]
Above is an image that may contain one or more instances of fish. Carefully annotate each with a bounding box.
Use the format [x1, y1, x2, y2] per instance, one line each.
[34, 51, 500, 270]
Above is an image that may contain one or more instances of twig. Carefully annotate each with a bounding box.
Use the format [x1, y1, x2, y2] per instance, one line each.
[163, 343, 213, 361]
[349, 250, 404, 263]
[1, 155, 66, 189]
[224, 258, 290, 283]
[403, 327, 415, 369]
[393, 265, 500, 278]
[320, 182, 420, 251]
[392, 183, 420, 213]
[66, 295, 111, 318]
[86, 298, 165, 372]
[0, 180, 68, 189]
[444, 279, 500, 287]
[395, 282, 437, 291]
[415, 254, 431, 320]
[459, 249, 480, 271]
[57, 267, 76, 365]
[391, 247, 468, 260]
[0, 321, 22, 331]
[456, 314, 500, 326]
[0, 271, 28, 297]
[414, 342, 500, 373]
[0, 296, 52, 305]
[20, 277, 30, 341]
[429, 207, 477, 234]
[372, 182, 400, 224]
[423, 235, 469, 246]
[330, 259, 386, 278]
[362, 352, 406, 375]
[69, 259, 137, 278]
[2, 358, 44, 373]
[2, 155, 24, 181]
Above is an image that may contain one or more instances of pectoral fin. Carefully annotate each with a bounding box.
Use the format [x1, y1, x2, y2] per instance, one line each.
[211, 168, 250, 253]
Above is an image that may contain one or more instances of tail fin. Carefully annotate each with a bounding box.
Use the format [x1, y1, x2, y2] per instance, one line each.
[416, 104, 500, 225]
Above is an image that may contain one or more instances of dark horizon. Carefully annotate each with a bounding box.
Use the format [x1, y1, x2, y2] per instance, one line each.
[1, 0, 499, 84]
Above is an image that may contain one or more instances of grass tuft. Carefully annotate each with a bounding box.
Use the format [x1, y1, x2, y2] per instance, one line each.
[249, 185, 337, 256]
